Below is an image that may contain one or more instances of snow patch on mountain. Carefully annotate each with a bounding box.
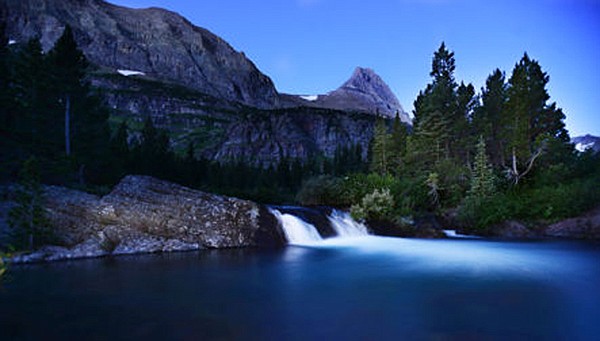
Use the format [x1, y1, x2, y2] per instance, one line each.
[117, 69, 146, 77]
[300, 95, 319, 101]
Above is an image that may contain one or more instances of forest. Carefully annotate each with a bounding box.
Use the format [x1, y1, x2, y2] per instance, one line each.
[1, 25, 599, 249]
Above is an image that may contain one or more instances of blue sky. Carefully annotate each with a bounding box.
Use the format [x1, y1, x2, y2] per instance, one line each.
[112, 0, 600, 136]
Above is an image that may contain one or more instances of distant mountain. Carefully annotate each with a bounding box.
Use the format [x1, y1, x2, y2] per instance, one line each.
[2, 0, 280, 108]
[572, 135, 600, 154]
[285, 67, 411, 123]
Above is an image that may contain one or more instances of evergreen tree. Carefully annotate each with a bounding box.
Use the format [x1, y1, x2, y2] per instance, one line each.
[469, 136, 496, 200]
[370, 117, 393, 175]
[454, 82, 477, 160]
[8, 157, 52, 250]
[136, 117, 172, 177]
[12, 38, 57, 158]
[473, 69, 508, 167]
[389, 111, 408, 173]
[47, 25, 110, 184]
[504, 53, 569, 184]
[109, 121, 130, 179]
[412, 43, 459, 165]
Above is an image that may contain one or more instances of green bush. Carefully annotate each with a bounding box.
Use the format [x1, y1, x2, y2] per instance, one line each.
[459, 175, 600, 229]
[351, 188, 395, 221]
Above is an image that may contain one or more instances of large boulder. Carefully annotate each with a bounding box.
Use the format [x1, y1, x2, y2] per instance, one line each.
[12, 175, 285, 263]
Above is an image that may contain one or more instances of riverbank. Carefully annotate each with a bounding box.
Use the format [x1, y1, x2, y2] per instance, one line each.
[1, 176, 599, 265]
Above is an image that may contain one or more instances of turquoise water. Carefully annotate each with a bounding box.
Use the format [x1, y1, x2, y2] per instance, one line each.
[1, 237, 599, 340]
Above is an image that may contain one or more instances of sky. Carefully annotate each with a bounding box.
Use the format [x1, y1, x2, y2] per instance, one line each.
[110, 0, 600, 136]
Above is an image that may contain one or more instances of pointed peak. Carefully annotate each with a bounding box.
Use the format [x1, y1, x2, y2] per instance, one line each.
[342, 66, 387, 91]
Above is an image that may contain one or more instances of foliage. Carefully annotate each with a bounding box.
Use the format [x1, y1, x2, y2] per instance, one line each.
[351, 188, 395, 221]
[468, 136, 496, 201]
[296, 175, 345, 206]
[8, 157, 53, 250]
[370, 117, 393, 175]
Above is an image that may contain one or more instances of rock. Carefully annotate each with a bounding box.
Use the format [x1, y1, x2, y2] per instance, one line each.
[489, 220, 538, 239]
[545, 206, 600, 239]
[206, 107, 376, 166]
[10, 175, 285, 263]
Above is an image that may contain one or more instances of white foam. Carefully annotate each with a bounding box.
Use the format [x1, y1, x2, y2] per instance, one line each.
[328, 209, 369, 237]
[269, 209, 323, 246]
[443, 230, 480, 239]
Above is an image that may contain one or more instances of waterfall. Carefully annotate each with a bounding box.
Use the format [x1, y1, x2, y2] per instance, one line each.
[328, 209, 369, 237]
[270, 207, 369, 245]
[269, 209, 323, 245]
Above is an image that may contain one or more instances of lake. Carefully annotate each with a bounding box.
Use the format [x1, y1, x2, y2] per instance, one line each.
[1, 236, 599, 340]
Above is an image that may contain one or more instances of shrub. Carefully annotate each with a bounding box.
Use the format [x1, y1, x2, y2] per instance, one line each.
[351, 188, 395, 221]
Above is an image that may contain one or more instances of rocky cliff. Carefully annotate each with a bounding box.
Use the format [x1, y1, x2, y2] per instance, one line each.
[2, 0, 280, 108]
[10, 175, 285, 263]
[286, 67, 411, 123]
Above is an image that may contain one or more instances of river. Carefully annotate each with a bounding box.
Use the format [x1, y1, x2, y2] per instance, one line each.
[1, 234, 599, 340]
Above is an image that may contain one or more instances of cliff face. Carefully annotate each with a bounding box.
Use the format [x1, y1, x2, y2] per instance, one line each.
[2, 0, 280, 108]
[205, 108, 376, 165]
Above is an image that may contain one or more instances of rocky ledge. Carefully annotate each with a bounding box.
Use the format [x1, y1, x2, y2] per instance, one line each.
[10, 175, 285, 263]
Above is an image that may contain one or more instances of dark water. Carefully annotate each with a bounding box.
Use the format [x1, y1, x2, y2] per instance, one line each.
[1, 237, 599, 340]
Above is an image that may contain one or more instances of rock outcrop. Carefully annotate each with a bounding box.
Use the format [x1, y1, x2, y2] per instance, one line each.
[11, 175, 285, 263]
[288, 67, 411, 123]
[2, 0, 279, 108]
[545, 206, 600, 240]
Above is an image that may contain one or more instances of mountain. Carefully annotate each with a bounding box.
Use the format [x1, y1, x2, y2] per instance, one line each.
[2, 0, 406, 165]
[285, 67, 411, 123]
[572, 135, 600, 154]
[2, 0, 279, 108]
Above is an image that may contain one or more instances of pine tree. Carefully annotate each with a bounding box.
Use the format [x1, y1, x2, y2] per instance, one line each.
[8, 157, 52, 250]
[411, 43, 459, 166]
[454, 82, 477, 160]
[12, 38, 57, 158]
[389, 111, 408, 173]
[370, 117, 393, 175]
[504, 53, 569, 184]
[469, 136, 496, 200]
[473, 69, 508, 167]
[47, 25, 110, 184]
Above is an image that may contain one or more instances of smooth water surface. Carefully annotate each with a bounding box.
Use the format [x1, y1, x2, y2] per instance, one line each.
[1, 237, 599, 340]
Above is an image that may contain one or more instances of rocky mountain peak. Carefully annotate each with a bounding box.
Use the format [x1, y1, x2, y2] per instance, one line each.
[307, 67, 410, 123]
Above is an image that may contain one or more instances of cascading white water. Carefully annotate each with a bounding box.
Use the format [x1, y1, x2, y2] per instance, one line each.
[270, 207, 369, 245]
[269, 208, 323, 245]
[328, 209, 369, 237]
